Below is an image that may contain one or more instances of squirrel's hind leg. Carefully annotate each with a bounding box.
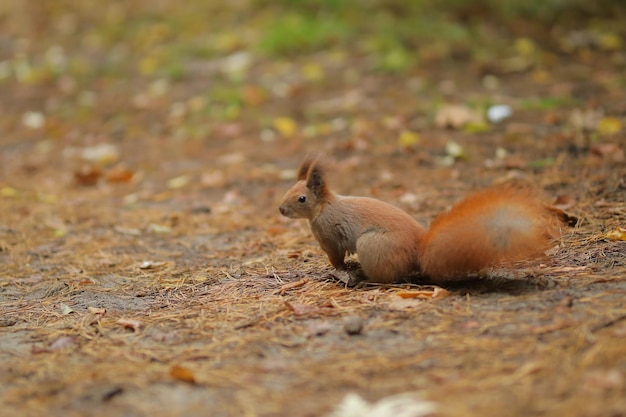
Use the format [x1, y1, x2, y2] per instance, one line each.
[356, 231, 419, 283]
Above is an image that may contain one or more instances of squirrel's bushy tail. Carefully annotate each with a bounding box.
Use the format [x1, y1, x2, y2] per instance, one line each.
[419, 185, 563, 281]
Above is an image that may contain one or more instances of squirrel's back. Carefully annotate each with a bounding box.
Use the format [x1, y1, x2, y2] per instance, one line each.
[419, 185, 562, 281]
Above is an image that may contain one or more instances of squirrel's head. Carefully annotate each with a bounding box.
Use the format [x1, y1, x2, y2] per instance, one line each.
[279, 155, 331, 220]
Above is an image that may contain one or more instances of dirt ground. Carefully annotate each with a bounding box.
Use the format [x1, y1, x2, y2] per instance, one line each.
[1, 2, 626, 417]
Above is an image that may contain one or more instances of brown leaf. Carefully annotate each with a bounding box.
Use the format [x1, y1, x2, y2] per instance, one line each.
[266, 226, 289, 236]
[88, 306, 107, 315]
[105, 165, 134, 183]
[285, 301, 324, 316]
[74, 165, 102, 186]
[275, 278, 309, 295]
[241, 85, 266, 106]
[435, 105, 482, 129]
[117, 318, 141, 331]
[170, 365, 196, 384]
[396, 287, 450, 300]
[591, 143, 625, 162]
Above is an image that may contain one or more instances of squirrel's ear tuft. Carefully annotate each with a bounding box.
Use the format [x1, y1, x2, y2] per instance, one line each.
[296, 153, 323, 181]
[306, 162, 329, 198]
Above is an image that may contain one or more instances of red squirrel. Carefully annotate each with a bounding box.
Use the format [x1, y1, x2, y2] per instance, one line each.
[278, 155, 565, 284]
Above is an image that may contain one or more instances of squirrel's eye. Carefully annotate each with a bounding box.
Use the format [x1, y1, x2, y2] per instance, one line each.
[298, 195, 306, 203]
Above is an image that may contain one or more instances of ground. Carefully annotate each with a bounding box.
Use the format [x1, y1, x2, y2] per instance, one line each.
[1, 2, 626, 417]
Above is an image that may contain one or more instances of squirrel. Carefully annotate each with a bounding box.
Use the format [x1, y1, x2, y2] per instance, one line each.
[278, 154, 566, 284]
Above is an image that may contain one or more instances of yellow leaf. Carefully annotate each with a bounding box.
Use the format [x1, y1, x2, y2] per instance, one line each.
[302, 63, 323, 81]
[606, 227, 626, 241]
[596, 117, 622, 135]
[38, 193, 58, 204]
[1, 186, 18, 198]
[138, 56, 160, 76]
[598, 33, 622, 51]
[463, 122, 491, 133]
[167, 175, 191, 189]
[515, 37, 536, 57]
[398, 130, 420, 147]
[273, 117, 297, 138]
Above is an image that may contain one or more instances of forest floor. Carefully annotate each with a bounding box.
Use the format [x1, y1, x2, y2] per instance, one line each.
[1, 2, 626, 417]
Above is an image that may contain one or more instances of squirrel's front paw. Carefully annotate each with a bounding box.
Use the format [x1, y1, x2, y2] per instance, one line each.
[328, 269, 365, 287]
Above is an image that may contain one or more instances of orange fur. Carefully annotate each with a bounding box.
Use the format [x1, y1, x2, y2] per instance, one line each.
[279, 156, 563, 284]
[419, 185, 560, 280]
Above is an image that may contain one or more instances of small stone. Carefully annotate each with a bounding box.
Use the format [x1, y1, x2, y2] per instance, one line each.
[344, 316, 364, 336]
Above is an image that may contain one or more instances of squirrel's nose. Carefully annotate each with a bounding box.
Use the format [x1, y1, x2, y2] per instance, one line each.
[279, 206, 287, 216]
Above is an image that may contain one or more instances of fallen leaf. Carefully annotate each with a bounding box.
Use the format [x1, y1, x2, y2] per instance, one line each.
[285, 301, 325, 316]
[387, 298, 425, 311]
[200, 169, 226, 188]
[515, 37, 537, 57]
[147, 224, 171, 234]
[435, 105, 482, 129]
[170, 365, 197, 384]
[275, 278, 309, 294]
[88, 306, 107, 315]
[0, 186, 18, 198]
[606, 227, 626, 241]
[596, 117, 622, 135]
[396, 287, 450, 299]
[487, 104, 513, 123]
[445, 141, 465, 159]
[106, 165, 134, 183]
[74, 165, 102, 186]
[80, 143, 120, 165]
[22, 111, 45, 129]
[463, 121, 491, 133]
[273, 117, 297, 138]
[569, 108, 603, 131]
[241, 85, 266, 106]
[324, 392, 436, 417]
[60, 303, 74, 315]
[117, 318, 141, 331]
[398, 130, 420, 147]
[598, 32, 622, 51]
[167, 175, 191, 189]
[590, 143, 625, 162]
[301, 63, 324, 81]
[139, 260, 168, 269]
[266, 226, 288, 236]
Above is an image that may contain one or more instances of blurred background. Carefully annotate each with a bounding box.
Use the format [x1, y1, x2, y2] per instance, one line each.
[1, 0, 624, 207]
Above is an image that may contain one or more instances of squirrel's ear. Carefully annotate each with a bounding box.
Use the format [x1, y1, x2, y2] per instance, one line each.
[297, 155, 316, 180]
[306, 163, 327, 198]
